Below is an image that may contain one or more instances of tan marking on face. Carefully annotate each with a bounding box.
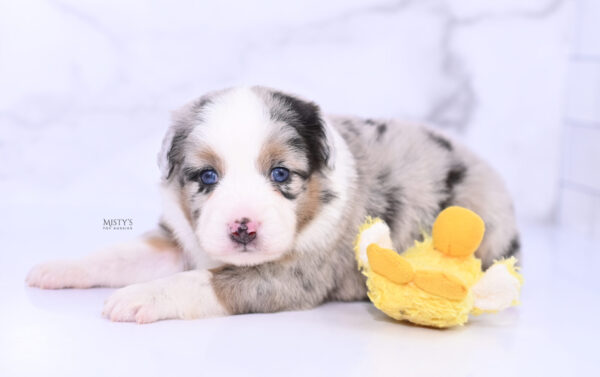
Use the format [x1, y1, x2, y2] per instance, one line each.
[195, 145, 225, 174]
[257, 134, 309, 174]
[258, 141, 287, 173]
[296, 176, 322, 230]
[178, 188, 194, 225]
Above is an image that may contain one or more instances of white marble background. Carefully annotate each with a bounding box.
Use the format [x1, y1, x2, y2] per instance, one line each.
[559, 0, 600, 237]
[0, 0, 575, 233]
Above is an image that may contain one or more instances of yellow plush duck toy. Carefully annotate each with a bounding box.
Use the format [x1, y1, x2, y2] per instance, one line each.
[355, 206, 523, 328]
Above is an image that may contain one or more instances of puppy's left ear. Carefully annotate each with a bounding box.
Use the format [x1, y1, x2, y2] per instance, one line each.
[268, 90, 336, 172]
[297, 101, 336, 172]
[321, 119, 337, 170]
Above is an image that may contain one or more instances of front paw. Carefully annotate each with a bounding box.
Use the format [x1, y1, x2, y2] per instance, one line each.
[26, 261, 91, 289]
[102, 282, 173, 324]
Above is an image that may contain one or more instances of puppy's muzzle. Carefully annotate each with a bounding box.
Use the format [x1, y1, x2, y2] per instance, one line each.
[229, 218, 258, 246]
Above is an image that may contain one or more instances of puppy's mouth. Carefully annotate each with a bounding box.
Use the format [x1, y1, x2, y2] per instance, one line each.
[231, 241, 258, 252]
[230, 242, 259, 255]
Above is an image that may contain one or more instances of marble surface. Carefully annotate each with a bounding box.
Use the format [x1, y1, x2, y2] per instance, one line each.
[0, 0, 572, 222]
[1, 206, 598, 376]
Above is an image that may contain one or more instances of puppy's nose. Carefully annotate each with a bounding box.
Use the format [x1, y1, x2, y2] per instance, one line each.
[229, 218, 258, 246]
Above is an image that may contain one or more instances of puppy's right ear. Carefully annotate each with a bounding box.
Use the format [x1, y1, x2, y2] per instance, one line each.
[158, 97, 212, 181]
[157, 106, 195, 181]
[157, 124, 177, 181]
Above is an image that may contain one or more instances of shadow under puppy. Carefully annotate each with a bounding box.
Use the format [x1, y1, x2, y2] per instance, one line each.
[27, 86, 520, 323]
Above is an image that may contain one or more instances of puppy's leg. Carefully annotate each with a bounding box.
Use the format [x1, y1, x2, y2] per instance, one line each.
[26, 228, 185, 289]
[102, 259, 345, 323]
[210, 263, 334, 315]
[102, 270, 228, 323]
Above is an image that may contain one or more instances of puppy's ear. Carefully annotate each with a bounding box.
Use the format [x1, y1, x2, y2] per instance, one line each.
[267, 90, 335, 173]
[157, 117, 188, 181]
[157, 123, 179, 181]
[321, 119, 337, 170]
[157, 104, 196, 181]
[158, 97, 214, 181]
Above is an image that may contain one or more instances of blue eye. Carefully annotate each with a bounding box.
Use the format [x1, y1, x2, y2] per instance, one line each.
[270, 167, 290, 183]
[200, 169, 219, 185]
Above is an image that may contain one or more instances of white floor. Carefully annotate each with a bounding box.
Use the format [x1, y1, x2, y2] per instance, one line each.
[1, 206, 599, 377]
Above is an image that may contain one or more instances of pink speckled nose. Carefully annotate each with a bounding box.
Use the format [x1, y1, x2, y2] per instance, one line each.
[228, 218, 258, 246]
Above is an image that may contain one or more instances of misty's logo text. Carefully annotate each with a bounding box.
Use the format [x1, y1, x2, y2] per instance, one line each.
[103, 218, 133, 231]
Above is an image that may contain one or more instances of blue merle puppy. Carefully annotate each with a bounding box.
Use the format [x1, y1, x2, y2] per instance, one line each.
[27, 86, 519, 323]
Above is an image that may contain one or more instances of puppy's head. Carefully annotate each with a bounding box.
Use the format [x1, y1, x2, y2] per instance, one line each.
[159, 87, 336, 266]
